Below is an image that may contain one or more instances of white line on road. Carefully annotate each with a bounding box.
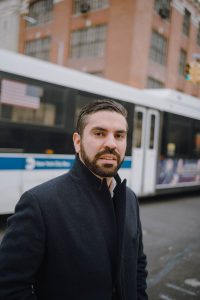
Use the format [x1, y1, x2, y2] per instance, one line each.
[159, 293, 173, 300]
[185, 278, 200, 288]
[166, 283, 196, 296]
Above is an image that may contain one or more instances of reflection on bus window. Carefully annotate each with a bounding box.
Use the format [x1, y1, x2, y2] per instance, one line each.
[167, 143, 176, 156]
[74, 93, 94, 128]
[149, 114, 155, 149]
[194, 132, 200, 157]
[0, 77, 66, 128]
[11, 103, 55, 126]
[1, 79, 43, 109]
[161, 113, 191, 158]
[134, 111, 143, 148]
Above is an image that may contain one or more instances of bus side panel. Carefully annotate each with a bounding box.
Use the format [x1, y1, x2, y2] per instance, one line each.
[21, 170, 67, 193]
[0, 171, 21, 214]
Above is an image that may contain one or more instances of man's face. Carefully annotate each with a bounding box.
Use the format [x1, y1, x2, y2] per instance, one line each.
[73, 110, 127, 178]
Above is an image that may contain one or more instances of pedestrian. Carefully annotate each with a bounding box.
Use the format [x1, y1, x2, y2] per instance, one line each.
[0, 99, 148, 300]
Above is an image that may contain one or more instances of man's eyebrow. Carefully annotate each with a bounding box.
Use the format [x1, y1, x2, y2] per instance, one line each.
[91, 127, 107, 131]
[91, 127, 127, 133]
[116, 130, 127, 134]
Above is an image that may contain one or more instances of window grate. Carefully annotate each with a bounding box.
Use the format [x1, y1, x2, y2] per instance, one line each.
[25, 37, 51, 61]
[72, 0, 109, 14]
[70, 25, 107, 58]
[179, 49, 187, 76]
[27, 0, 53, 27]
[182, 8, 191, 36]
[149, 31, 167, 65]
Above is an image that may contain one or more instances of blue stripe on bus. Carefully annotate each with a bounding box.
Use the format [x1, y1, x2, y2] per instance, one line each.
[0, 157, 25, 170]
[0, 157, 132, 170]
[121, 159, 132, 169]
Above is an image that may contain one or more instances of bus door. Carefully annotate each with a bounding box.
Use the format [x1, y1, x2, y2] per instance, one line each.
[131, 107, 160, 195]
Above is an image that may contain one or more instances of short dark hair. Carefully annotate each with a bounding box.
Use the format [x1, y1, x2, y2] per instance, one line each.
[76, 99, 127, 136]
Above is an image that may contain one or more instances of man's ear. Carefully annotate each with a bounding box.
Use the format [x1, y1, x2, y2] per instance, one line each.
[73, 132, 81, 154]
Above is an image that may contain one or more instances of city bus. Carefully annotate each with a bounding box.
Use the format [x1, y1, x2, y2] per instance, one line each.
[0, 49, 200, 214]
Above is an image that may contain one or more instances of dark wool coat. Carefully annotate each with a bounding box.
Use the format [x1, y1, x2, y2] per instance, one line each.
[0, 157, 148, 300]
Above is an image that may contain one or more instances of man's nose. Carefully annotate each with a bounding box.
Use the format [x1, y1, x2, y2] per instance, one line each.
[103, 134, 117, 149]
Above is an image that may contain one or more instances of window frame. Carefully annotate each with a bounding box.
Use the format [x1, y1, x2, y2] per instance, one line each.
[70, 24, 107, 58]
[149, 30, 167, 65]
[25, 37, 51, 61]
[182, 8, 191, 36]
[27, 0, 53, 27]
[197, 22, 200, 46]
[178, 49, 187, 76]
[72, 0, 109, 15]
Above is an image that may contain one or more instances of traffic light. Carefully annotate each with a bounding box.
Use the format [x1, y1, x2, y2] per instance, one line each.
[184, 62, 200, 83]
[184, 63, 191, 80]
[190, 62, 200, 83]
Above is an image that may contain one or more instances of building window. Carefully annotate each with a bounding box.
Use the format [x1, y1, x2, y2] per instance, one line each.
[70, 25, 107, 58]
[72, 0, 109, 15]
[197, 22, 200, 46]
[147, 77, 164, 88]
[179, 49, 187, 76]
[149, 31, 167, 65]
[27, 0, 53, 27]
[182, 8, 191, 36]
[154, 0, 171, 19]
[25, 37, 51, 61]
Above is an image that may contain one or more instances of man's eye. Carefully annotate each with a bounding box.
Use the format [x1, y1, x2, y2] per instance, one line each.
[116, 133, 125, 139]
[94, 131, 104, 136]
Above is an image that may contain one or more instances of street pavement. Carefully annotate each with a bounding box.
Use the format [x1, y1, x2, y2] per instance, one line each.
[140, 192, 200, 299]
[0, 192, 200, 299]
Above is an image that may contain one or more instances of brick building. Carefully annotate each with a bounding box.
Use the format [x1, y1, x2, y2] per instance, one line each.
[18, 0, 200, 96]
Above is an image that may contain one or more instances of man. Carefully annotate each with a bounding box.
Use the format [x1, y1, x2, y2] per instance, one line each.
[0, 99, 148, 300]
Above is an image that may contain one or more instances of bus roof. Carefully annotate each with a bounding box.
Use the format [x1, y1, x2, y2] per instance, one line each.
[144, 89, 200, 121]
[0, 49, 200, 120]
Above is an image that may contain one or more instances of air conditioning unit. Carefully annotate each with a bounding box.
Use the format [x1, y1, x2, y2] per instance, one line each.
[80, 2, 90, 13]
[159, 8, 170, 19]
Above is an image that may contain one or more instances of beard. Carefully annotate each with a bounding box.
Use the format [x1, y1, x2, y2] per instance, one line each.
[80, 144, 124, 178]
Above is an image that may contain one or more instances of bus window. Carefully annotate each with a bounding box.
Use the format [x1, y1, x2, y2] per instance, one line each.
[11, 103, 55, 126]
[194, 133, 200, 155]
[161, 113, 192, 158]
[192, 120, 200, 158]
[0, 76, 66, 128]
[149, 114, 155, 149]
[134, 111, 143, 148]
[74, 92, 95, 128]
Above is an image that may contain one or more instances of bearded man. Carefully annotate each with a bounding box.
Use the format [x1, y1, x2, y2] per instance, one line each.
[0, 99, 148, 300]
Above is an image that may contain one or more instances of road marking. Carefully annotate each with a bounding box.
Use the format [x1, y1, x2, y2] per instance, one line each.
[148, 242, 197, 288]
[185, 278, 200, 288]
[159, 293, 173, 300]
[166, 283, 196, 296]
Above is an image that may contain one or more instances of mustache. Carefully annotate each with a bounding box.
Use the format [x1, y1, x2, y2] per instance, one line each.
[94, 148, 120, 162]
